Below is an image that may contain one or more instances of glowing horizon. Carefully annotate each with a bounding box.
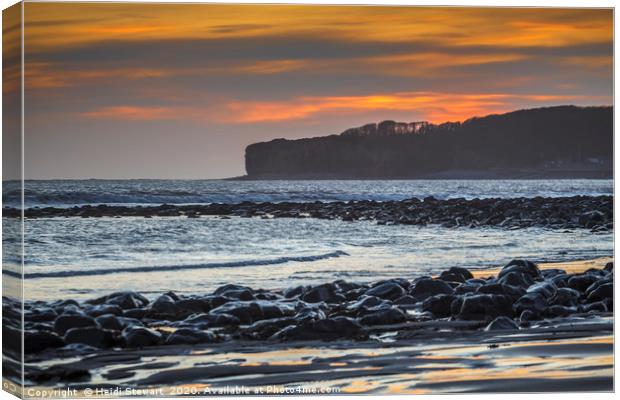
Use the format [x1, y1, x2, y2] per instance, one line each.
[4, 3, 613, 178]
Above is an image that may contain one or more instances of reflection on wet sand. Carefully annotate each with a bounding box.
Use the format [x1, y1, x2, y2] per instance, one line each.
[23, 321, 612, 394]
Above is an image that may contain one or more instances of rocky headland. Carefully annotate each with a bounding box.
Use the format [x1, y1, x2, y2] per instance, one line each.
[243, 106, 612, 179]
[6, 195, 613, 232]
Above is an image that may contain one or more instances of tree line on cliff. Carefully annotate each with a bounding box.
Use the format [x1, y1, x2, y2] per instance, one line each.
[244, 105, 612, 178]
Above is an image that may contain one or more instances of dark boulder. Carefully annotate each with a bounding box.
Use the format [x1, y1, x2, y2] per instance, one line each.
[301, 283, 345, 304]
[283, 285, 308, 299]
[95, 314, 142, 331]
[95, 314, 124, 331]
[85, 304, 123, 317]
[165, 328, 217, 345]
[181, 312, 240, 328]
[439, 267, 473, 283]
[53, 314, 96, 335]
[546, 305, 577, 318]
[585, 277, 612, 297]
[209, 300, 293, 324]
[455, 280, 484, 295]
[393, 295, 417, 305]
[410, 279, 454, 301]
[586, 283, 613, 303]
[122, 326, 163, 348]
[519, 309, 539, 322]
[456, 294, 513, 321]
[498, 260, 540, 280]
[64, 327, 115, 348]
[567, 274, 599, 292]
[582, 301, 608, 313]
[526, 281, 557, 299]
[498, 271, 533, 288]
[485, 316, 519, 331]
[578, 210, 605, 227]
[476, 283, 525, 300]
[334, 280, 368, 292]
[176, 297, 211, 314]
[271, 316, 360, 341]
[347, 296, 385, 311]
[243, 317, 299, 339]
[25, 307, 58, 323]
[123, 308, 148, 319]
[150, 295, 179, 315]
[365, 281, 406, 300]
[24, 330, 64, 354]
[359, 307, 407, 325]
[514, 292, 547, 315]
[213, 284, 254, 300]
[422, 294, 456, 318]
[89, 291, 149, 310]
[550, 287, 580, 307]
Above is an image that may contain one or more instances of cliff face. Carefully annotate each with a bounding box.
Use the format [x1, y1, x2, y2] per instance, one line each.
[244, 106, 613, 179]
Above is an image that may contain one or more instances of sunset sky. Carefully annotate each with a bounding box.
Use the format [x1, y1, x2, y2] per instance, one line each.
[4, 3, 613, 178]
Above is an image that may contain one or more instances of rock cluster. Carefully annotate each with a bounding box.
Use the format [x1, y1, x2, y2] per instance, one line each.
[3, 260, 613, 366]
[5, 195, 612, 231]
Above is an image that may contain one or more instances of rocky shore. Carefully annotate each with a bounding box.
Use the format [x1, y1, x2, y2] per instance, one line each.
[3, 258, 613, 385]
[4, 195, 613, 231]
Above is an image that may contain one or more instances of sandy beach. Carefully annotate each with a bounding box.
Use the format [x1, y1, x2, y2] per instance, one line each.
[5, 256, 613, 395]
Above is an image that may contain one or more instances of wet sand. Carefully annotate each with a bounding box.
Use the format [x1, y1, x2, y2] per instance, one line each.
[470, 256, 614, 278]
[19, 316, 612, 395]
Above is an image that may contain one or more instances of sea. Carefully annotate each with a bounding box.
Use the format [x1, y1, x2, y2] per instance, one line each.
[2, 179, 614, 301]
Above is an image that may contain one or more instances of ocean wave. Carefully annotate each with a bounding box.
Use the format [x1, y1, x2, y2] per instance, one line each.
[4, 250, 350, 279]
[2, 179, 613, 208]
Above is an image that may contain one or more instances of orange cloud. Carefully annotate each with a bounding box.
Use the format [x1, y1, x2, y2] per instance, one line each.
[24, 4, 612, 53]
[81, 106, 188, 120]
[223, 92, 601, 123]
[25, 62, 171, 89]
[81, 91, 606, 125]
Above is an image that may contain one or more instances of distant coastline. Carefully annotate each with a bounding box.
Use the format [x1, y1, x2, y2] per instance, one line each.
[241, 106, 612, 180]
[229, 167, 612, 181]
